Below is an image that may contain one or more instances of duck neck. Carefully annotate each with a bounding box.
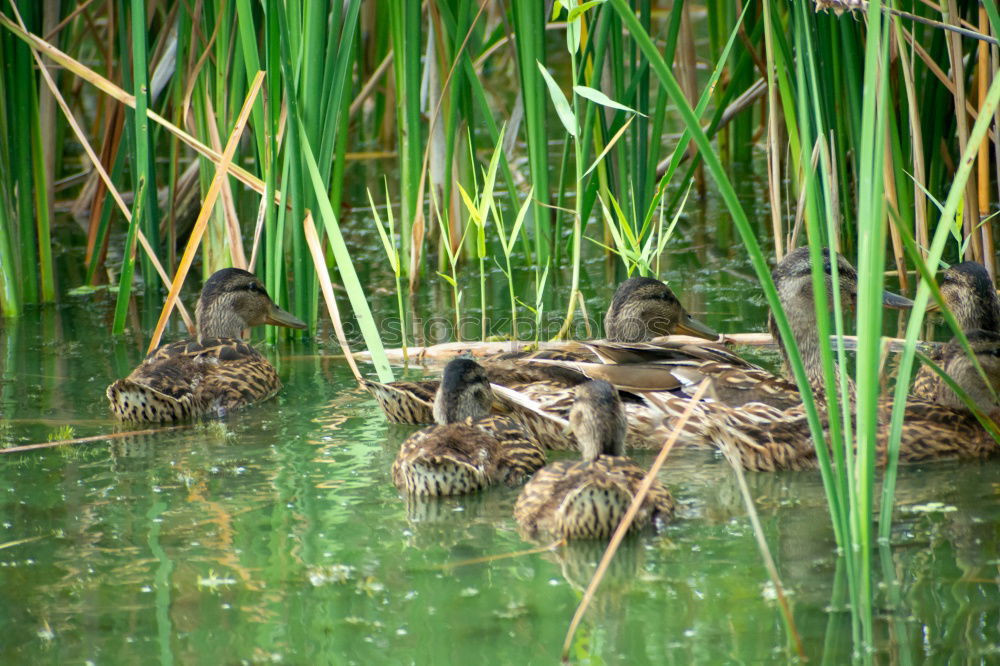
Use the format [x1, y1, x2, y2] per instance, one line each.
[196, 302, 245, 341]
[768, 302, 850, 402]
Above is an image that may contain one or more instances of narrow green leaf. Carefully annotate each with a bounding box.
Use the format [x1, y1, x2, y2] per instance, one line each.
[536, 61, 578, 137]
[567, 1, 605, 23]
[574, 85, 645, 116]
[510, 185, 535, 249]
[366, 188, 398, 274]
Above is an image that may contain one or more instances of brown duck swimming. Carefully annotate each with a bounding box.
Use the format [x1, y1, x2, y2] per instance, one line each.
[390, 358, 546, 497]
[709, 329, 1000, 472]
[498, 248, 914, 449]
[107, 268, 306, 422]
[513, 380, 674, 541]
[365, 276, 720, 425]
[664, 246, 913, 409]
[911, 261, 1000, 400]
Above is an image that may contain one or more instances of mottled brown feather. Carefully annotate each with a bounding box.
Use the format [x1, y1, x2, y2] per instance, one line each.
[514, 455, 674, 540]
[391, 415, 545, 496]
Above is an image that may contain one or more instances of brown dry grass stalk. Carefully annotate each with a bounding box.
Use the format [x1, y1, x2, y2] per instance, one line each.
[2, 425, 194, 454]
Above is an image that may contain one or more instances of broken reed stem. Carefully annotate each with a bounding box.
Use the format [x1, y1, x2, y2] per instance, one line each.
[560, 379, 710, 662]
[1, 425, 194, 454]
[437, 538, 565, 570]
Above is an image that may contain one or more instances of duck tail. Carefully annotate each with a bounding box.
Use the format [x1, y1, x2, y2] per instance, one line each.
[107, 379, 191, 423]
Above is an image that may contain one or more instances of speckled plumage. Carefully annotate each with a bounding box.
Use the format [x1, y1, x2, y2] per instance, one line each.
[107, 268, 306, 423]
[365, 277, 718, 425]
[514, 454, 675, 540]
[669, 247, 911, 409]
[707, 332, 1000, 471]
[911, 262, 1000, 401]
[391, 415, 546, 496]
[390, 359, 546, 497]
[514, 381, 674, 541]
[712, 397, 1000, 472]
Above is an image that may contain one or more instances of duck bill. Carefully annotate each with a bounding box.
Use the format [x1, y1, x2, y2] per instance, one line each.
[265, 304, 308, 329]
[881, 290, 914, 310]
[674, 314, 719, 340]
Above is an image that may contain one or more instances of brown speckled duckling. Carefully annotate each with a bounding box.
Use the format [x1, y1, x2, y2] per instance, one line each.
[514, 380, 674, 540]
[107, 268, 306, 422]
[391, 358, 546, 497]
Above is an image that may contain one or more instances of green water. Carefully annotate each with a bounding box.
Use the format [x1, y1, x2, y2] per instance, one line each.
[2, 263, 1000, 664]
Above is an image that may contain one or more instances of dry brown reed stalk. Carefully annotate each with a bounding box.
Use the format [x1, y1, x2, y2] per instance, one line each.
[0, 13, 274, 201]
[303, 212, 363, 383]
[978, 6, 996, 278]
[349, 52, 393, 118]
[763, 0, 784, 261]
[0, 535, 47, 550]
[43, 0, 94, 41]
[146, 71, 265, 353]
[1, 425, 194, 454]
[893, 15, 929, 267]
[945, 0, 982, 262]
[436, 539, 565, 570]
[358, 332, 914, 365]
[559, 380, 710, 662]
[897, 26, 998, 142]
[884, 127, 909, 292]
[4, 3, 196, 329]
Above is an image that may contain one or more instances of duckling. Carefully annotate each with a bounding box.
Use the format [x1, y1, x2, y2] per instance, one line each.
[513, 380, 674, 541]
[107, 268, 306, 422]
[364, 276, 718, 425]
[390, 358, 546, 497]
[911, 261, 1000, 400]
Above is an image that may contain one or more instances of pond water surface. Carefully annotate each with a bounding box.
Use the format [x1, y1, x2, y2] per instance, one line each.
[2, 239, 999, 664]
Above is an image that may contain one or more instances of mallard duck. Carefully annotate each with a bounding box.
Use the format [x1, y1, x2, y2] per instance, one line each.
[364, 276, 719, 424]
[498, 248, 914, 450]
[911, 261, 1000, 400]
[390, 358, 546, 496]
[107, 268, 307, 422]
[662, 246, 913, 409]
[513, 380, 674, 540]
[709, 329, 1000, 471]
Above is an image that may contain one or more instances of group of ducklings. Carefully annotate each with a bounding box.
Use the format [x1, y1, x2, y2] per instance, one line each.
[106, 248, 1000, 542]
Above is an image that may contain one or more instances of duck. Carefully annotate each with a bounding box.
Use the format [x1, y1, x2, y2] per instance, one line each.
[707, 329, 1000, 472]
[499, 247, 914, 450]
[107, 268, 307, 422]
[663, 246, 914, 409]
[390, 358, 547, 496]
[364, 276, 721, 425]
[513, 380, 674, 541]
[910, 261, 1000, 400]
